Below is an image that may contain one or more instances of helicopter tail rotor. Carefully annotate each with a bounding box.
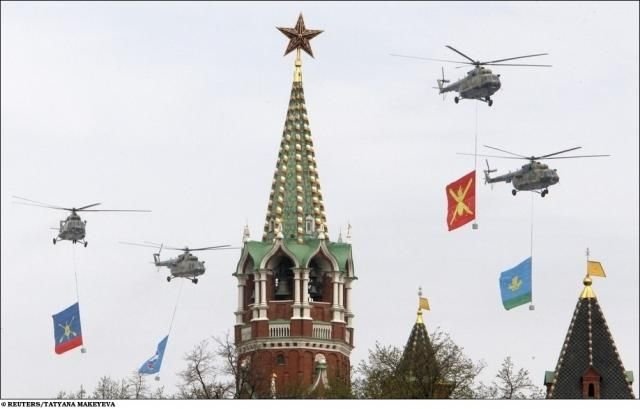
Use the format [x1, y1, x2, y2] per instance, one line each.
[484, 159, 497, 188]
[435, 67, 449, 98]
[155, 244, 163, 272]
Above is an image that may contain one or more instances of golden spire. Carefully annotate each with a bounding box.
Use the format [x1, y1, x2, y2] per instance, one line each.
[294, 49, 302, 82]
[416, 286, 427, 324]
[579, 275, 596, 299]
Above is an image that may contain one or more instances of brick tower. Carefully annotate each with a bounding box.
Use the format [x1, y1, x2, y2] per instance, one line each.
[233, 14, 355, 398]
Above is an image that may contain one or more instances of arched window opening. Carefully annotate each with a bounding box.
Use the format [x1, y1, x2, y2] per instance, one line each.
[308, 259, 324, 302]
[273, 258, 294, 300]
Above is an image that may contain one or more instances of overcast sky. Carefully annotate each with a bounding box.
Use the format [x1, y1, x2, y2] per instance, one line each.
[1, 1, 638, 399]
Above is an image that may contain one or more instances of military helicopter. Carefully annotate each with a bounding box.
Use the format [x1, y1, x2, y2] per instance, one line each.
[391, 45, 551, 106]
[13, 196, 151, 247]
[121, 242, 235, 284]
[459, 146, 609, 197]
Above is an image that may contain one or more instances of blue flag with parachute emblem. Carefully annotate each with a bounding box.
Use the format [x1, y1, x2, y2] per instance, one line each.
[499, 257, 532, 310]
[139, 335, 169, 375]
[52, 302, 83, 354]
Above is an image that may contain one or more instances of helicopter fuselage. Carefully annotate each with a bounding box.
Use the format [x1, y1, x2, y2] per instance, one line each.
[440, 67, 501, 103]
[154, 252, 205, 284]
[53, 213, 88, 246]
[486, 161, 559, 196]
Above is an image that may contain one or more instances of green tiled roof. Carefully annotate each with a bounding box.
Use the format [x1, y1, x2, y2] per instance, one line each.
[238, 238, 351, 272]
[326, 242, 352, 272]
[244, 241, 274, 268]
[262, 69, 328, 244]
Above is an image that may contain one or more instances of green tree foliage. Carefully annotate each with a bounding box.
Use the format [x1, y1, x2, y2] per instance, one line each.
[55, 331, 543, 400]
[474, 356, 545, 399]
[353, 329, 485, 399]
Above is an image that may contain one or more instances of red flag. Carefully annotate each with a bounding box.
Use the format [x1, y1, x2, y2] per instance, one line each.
[446, 170, 476, 231]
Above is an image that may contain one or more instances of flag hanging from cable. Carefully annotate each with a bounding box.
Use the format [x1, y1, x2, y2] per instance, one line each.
[52, 302, 83, 354]
[587, 260, 606, 277]
[419, 297, 430, 311]
[446, 170, 476, 231]
[499, 257, 532, 310]
[139, 335, 169, 375]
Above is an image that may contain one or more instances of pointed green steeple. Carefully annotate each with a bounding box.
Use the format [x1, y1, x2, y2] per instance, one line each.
[263, 21, 327, 244]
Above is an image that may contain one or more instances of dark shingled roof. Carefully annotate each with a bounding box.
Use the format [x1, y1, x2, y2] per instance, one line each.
[546, 296, 635, 398]
[395, 313, 441, 398]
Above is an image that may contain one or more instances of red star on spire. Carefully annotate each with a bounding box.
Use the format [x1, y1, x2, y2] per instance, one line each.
[277, 14, 323, 58]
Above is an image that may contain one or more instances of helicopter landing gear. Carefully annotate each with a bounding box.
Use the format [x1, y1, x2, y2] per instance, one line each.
[192, 278, 198, 285]
[454, 96, 459, 104]
[84, 241, 88, 248]
[487, 98, 493, 107]
[512, 189, 517, 196]
[541, 189, 548, 198]
[53, 238, 57, 245]
[166, 276, 172, 282]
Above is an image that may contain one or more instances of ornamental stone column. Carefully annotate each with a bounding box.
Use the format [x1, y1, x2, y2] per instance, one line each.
[301, 268, 311, 319]
[236, 276, 246, 325]
[292, 268, 302, 319]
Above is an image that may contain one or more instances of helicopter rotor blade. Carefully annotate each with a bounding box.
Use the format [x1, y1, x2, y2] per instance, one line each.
[187, 245, 235, 252]
[119, 241, 162, 249]
[457, 153, 530, 160]
[483, 145, 530, 159]
[389, 54, 470, 65]
[13, 201, 71, 211]
[483, 63, 552, 67]
[77, 209, 151, 212]
[537, 146, 582, 159]
[76, 202, 102, 211]
[481, 53, 549, 65]
[541, 154, 611, 160]
[445, 45, 477, 64]
[12, 196, 69, 210]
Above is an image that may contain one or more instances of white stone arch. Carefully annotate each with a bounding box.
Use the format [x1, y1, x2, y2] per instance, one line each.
[307, 242, 339, 271]
[260, 241, 300, 270]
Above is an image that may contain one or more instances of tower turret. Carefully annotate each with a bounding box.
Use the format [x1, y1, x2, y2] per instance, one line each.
[233, 14, 356, 398]
[544, 274, 635, 399]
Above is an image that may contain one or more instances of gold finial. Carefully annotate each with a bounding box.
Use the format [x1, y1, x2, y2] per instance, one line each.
[243, 222, 250, 243]
[275, 222, 284, 240]
[580, 275, 596, 299]
[416, 286, 429, 324]
[317, 223, 326, 240]
[295, 50, 302, 82]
